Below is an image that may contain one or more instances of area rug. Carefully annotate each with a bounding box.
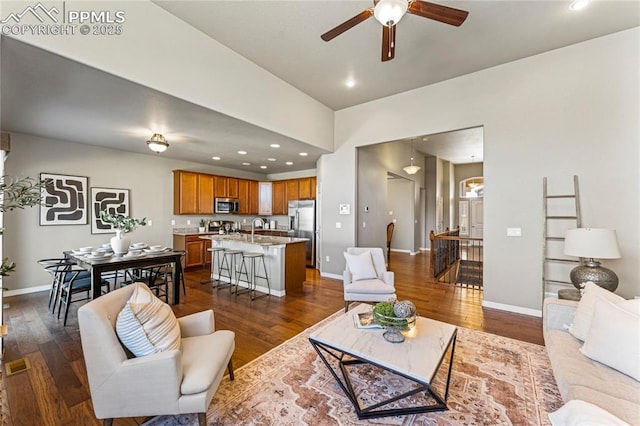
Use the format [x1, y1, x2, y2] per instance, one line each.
[147, 309, 562, 426]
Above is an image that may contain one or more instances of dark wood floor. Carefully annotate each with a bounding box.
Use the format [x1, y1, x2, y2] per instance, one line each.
[1, 251, 542, 425]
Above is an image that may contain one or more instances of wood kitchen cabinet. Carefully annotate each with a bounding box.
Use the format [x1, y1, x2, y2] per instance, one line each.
[173, 171, 198, 214]
[272, 181, 287, 215]
[238, 179, 259, 215]
[198, 174, 214, 214]
[286, 179, 299, 203]
[214, 176, 227, 198]
[298, 177, 316, 200]
[227, 178, 239, 198]
[249, 180, 259, 214]
[259, 182, 272, 215]
[173, 233, 213, 270]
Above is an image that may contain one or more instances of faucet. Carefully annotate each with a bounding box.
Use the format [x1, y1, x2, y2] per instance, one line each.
[251, 218, 264, 243]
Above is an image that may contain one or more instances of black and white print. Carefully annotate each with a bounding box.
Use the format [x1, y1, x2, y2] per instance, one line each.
[39, 173, 88, 226]
[91, 187, 130, 234]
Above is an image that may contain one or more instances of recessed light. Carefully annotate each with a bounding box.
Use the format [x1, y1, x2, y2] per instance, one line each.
[242, 162, 251, 166]
[238, 150, 247, 155]
[260, 165, 267, 169]
[286, 161, 293, 166]
[268, 158, 277, 162]
[270, 144, 280, 148]
[212, 156, 221, 160]
[345, 79, 356, 88]
[568, 0, 589, 10]
[299, 152, 308, 156]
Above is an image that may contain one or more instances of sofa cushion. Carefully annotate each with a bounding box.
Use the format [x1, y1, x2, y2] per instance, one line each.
[344, 251, 378, 281]
[569, 282, 625, 341]
[566, 386, 639, 426]
[180, 330, 235, 395]
[549, 400, 630, 426]
[580, 298, 640, 381]
[345, 279, 395, 294]
[116, 283, 181, 357]
[544, 329, 640, 406]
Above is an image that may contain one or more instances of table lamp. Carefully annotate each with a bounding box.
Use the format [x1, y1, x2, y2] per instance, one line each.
[563, 228, 621, 292]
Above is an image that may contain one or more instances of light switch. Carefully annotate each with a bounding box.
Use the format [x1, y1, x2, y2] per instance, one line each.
[336, 222, 342, 229]
[187, 220, 191, 225]
[147, 220, 153, 227]
[171, 219, 176, 226]
[507, 227, 522, 237]
[362, 222, 366, 228]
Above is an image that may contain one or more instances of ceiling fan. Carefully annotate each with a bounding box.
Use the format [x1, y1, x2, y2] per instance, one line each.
[321, 0, 469, 62]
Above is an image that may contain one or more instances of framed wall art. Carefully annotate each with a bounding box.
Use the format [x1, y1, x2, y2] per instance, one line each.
[39, 173, 88, 226]
[91, 187, 130, 234]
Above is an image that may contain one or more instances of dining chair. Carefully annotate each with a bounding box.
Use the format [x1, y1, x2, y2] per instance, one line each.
[55, 264, 110, 326]
[122, 266, 169, 303]
[38, 258, 74, 313]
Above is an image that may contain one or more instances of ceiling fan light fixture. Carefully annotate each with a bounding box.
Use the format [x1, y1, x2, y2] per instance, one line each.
[374, 0, 408, 26]
[569, 0, 589, 10]
[146, 133, 169, 153]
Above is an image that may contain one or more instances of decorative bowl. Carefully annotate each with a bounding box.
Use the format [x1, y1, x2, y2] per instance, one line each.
[373, 311, 416, 343]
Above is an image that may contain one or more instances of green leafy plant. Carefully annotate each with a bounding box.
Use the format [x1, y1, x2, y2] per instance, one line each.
[99, 210, 147, 234]
[199, 218, 206, 227]
[0, 176, 49, 278]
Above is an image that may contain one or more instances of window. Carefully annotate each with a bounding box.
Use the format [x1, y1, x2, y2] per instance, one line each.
[460, 177, 484, 198]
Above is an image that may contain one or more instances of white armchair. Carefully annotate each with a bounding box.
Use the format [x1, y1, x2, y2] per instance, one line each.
[78, 284, 235, 426]
[343, 247, 396, 312]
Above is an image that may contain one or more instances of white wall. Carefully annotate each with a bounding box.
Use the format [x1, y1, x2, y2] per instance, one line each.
[4, 133, 266, 293]
[387, 179, 414, 253]
[323, 28, 640, 312]
[4, 1, 334, 152]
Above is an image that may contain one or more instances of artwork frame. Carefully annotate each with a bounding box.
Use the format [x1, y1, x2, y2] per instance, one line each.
[91, 187, 130, 234]
[39, 173, 88, 226]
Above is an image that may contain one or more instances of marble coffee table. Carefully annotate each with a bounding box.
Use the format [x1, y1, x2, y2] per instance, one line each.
[309, 303, 457, 420]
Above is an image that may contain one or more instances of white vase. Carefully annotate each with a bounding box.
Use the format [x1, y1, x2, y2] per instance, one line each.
[110, 229, 131, 254]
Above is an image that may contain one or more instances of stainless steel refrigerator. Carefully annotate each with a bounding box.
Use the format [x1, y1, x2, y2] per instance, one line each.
[288, 200, 316, 267]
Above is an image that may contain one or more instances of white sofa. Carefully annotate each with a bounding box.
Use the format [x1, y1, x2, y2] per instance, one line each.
[543, 298, 640, 425]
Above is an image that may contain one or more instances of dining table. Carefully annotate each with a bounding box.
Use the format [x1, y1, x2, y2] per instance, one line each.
[64, 249, 184, 304]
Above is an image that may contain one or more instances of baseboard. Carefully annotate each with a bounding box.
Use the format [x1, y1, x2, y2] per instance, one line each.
[419, 247, 430, 252]
[320, 272, 343, 280]
[482, 300, 542, 318]
[3, 284, 49, 297]
[390, 249, 411, 253]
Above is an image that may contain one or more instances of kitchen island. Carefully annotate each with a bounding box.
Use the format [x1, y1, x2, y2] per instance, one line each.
[199, 234, 308, 297]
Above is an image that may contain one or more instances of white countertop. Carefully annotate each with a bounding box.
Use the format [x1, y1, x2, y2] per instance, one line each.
[199, 234, 308, 246]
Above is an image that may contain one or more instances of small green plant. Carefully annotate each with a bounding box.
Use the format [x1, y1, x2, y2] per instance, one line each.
[199, 218, 206, 227]
[99, 210, 147, 234]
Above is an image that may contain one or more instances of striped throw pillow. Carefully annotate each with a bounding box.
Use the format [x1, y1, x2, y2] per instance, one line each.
[116, 283, 181, 357]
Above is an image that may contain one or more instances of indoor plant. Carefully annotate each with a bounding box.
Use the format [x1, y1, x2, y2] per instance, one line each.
[99, 209, 147, 254]
[199, 218, 206, 233]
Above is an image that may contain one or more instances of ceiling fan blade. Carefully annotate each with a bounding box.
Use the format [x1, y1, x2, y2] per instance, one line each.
[381, 25, 396, 62]
[321, 9, 373, 41]
[408, 1, 469, 27]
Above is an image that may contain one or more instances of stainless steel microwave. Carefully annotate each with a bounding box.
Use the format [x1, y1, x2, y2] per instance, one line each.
[215, 198, 239, 214]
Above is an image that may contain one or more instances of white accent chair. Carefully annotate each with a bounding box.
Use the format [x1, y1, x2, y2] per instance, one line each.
[343, 247, 396, 312]
[78, 284, 235, 426]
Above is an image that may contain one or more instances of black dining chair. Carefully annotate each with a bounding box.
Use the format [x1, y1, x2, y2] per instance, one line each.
[38, 258, 74, 313]
[53, 262, 110, 326]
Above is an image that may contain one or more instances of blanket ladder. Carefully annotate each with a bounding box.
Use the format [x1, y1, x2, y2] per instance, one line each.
[542, 175, 582, 301]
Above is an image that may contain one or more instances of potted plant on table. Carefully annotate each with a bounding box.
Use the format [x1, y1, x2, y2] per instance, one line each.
[99, 209, 147, 254]
[198, 218, 206, 233]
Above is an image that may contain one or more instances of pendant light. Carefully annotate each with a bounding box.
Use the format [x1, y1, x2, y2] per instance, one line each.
[403, 139, 421, 175]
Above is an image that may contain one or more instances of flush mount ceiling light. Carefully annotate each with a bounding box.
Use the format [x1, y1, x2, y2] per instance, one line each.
[403, 139, 421, 175]
[270, 144, 280, 148]
[146, 133, 169, 153]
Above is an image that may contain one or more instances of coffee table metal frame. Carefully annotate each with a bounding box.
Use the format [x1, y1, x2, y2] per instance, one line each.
[309, 317, 457, 420]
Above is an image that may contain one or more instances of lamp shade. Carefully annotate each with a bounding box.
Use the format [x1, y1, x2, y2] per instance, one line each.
[403, 164, 420, 175]
[564, 228, 621, 259]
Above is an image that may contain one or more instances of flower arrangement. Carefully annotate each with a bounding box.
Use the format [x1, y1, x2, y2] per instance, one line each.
[372, 299, 417, 342]
[99, 209, 147, 234]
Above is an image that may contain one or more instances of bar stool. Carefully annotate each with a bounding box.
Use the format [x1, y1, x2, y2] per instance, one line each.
[218, 249, 243, 293]
[200, 246, 225, 287]
[236, 251, 271, 300]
